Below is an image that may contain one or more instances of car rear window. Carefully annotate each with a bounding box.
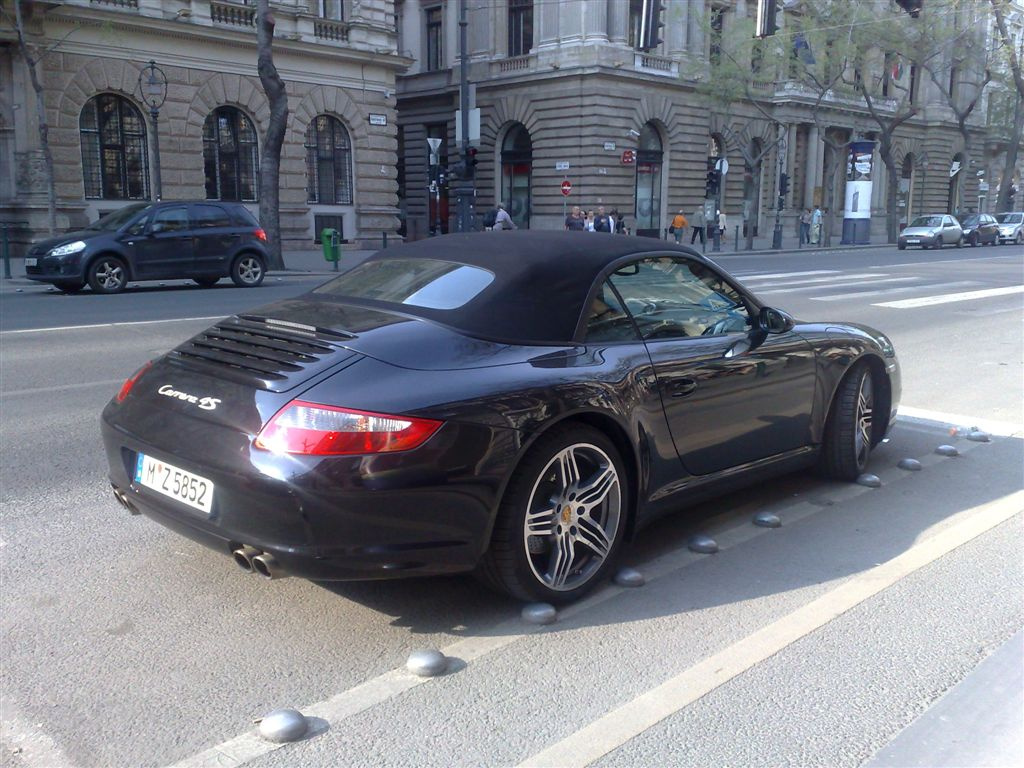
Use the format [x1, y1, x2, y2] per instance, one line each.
[313, 258, 494, 310]
[229, 206, 260, 227]
[193, 205, 233, 228]
[996, 213, 1022, 224]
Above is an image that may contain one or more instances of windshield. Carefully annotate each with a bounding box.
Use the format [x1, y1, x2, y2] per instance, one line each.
[995, 213, 1022, 224]
[960, 215, 979, 226]
[87, 203, 151, 231]
[909, 216, 942, 228]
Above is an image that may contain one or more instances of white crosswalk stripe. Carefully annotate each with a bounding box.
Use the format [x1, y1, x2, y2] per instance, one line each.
[735, 268, 1017, 308]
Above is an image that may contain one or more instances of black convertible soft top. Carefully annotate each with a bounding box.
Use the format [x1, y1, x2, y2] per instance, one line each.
[319, 231, 702, 344]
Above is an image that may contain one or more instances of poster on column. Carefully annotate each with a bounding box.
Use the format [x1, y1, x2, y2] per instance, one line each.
[842, 140, 874, 244]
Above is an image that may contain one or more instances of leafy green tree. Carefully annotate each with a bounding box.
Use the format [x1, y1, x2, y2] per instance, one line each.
[989, 0, 1024, 210]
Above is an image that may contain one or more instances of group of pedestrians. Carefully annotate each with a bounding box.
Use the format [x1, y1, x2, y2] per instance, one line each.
[669, 207, 727, 245]
[564, 206, 627, 233]
[799, 205, 825, 245]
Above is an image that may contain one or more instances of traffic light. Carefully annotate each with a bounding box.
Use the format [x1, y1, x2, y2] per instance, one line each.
[467, 147, 478, 175]
[755, 0, 778, 39]
[705, 168, 720, 198]
[639, 0, 665, 51]
[779, 173, 790, 196]
[894, 0, 921, 18]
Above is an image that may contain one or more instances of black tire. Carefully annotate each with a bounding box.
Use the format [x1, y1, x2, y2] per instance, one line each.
[955, 235, 963, 248]
[477, 424, 628, 603]
[230, 253, 265, 287]
[53, 280, 84, 293]
[193, 276, 219, 287]
[87, 256, 128, 294]
[820, 362, 876, 481]
[969, 233, 979, 247]
[897, 242, 906, 250]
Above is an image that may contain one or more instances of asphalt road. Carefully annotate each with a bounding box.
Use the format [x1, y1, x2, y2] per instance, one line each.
[1, 243, 1021, 768]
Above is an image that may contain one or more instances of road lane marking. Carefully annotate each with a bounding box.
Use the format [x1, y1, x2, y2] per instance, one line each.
[759, 277, 920, 296]
[898, 406, 1022, 437]
[809, 280, 979, 301]
[734, 270, 839, 280]
[520, 491, 1024, 768]
[1, 708, 75, 768]
[0, 316, 225, 335]
[873, 285, 1024, 309]
[168, 414, 990, 768]
[740, 272, 880, 287]
[3, 379, 124, 398]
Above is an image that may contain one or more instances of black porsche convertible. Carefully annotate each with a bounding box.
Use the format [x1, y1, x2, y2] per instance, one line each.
[102, 232, 901, 603]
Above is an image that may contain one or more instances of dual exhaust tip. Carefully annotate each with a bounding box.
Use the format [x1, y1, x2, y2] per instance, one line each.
[112, 486, 140, 515]
[232, 545, 286, 580]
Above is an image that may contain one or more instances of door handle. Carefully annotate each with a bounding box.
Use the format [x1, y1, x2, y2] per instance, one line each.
[670, 378, 698, 398]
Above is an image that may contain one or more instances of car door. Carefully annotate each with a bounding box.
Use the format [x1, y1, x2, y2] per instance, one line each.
[131, 205, 193, 278]
[942, 216, 960, 245]
[190, 203, 239, 275]
[604, 256, 818, 477]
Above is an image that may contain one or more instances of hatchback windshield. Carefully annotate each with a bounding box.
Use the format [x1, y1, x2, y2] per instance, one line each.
[909, 216, 942, 228]
[960, 215, 979, 226]
[87, 203, 151, 231]
[995, 213, 1023, 224]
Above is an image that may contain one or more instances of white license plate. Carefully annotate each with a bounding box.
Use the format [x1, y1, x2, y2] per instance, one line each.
[134, 453, 214, 514]
[24, 257, 37, 267]
[906, 239, 919, 244]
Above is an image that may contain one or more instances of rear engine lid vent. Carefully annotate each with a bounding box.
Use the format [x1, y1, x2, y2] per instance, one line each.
[170, 315, 357, 392]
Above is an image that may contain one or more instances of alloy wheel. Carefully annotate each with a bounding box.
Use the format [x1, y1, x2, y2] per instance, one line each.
[232, 255, 265, 286]
[522, 443, 622, 592]
[854, 372, 874, 469]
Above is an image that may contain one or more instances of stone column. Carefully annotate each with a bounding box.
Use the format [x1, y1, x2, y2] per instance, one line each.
[688, 0, 705, 56]
[608, 0, 628, 45]
[584, 0, 608, 42]
[538, 0, 561, 48]
[561, 0, 584, 44]
[400, 0, 422, 67]
[804, 123, 818, 208]
[786, 122, 798, 208]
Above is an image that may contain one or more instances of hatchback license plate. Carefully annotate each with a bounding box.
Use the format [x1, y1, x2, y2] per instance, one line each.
[135, 453, 214, 514]
[24, 257, 37, 267]
[906, 239, 919, 244]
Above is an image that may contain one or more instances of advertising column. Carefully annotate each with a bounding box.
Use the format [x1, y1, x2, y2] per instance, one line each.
[841, 140, 874, 244]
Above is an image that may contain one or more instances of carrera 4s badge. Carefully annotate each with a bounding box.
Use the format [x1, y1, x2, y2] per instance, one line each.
[157, 384, 221, 411]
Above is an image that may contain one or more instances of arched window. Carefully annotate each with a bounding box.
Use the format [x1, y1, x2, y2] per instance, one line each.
[203, 107, 259, 202]
[635, 123, 663, 236]
[305, 115, 354, 204]
[80, 94, 149, 200]
[501, 124, 532, 229]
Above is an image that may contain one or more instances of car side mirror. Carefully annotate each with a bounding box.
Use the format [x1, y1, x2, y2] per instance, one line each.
[759, 306, 795, 334]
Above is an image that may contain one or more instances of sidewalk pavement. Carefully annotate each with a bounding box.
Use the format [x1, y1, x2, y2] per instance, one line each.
[1, 231, 888, 291]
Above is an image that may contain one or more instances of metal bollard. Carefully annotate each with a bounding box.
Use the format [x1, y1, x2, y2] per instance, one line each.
[2, 224, 10, 280]
[734, 225, 739, 251]
[382, 231, 388, 249]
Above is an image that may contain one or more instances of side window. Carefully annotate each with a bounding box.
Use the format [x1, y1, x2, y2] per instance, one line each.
[193, 205, 232, 228]
[584, 280, 639, 343]
[150, 207, 189, 234]
[607, 257, 751, 341]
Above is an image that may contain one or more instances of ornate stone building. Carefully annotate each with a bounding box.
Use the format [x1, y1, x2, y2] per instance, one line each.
[394, 0, 1004, 241]
[0, 0, 407, 252]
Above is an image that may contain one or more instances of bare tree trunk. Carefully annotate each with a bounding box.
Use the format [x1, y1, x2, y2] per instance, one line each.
[14, 0, 55, 236]
[256, 0, 288, 270]
[996, 94, 1023, 210]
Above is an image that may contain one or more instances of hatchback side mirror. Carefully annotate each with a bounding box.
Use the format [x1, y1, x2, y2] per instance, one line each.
[759, 306, 795, 334]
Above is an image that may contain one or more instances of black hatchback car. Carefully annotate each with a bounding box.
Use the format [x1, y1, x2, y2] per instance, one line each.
[959, 213, 999, 247]
[24, 201, 269, 293]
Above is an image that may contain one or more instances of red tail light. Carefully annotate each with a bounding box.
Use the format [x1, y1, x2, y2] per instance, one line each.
[255, 401, 442, 456]
[116, 360, 153, 403]
[254, 228, 268, 242]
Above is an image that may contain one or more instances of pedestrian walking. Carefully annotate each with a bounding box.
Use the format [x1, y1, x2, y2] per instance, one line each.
[493, 202, 516, 231]
[690, 207, 706, 245]
[610, 209, 626, 234]
[810, 205, 822, 245]
[565, 205, 586, 231]
[717, 210, 727, 238]
[670, 209, 688, 244]
[593, 206, 612, 233]
[800, 208, 811, 245]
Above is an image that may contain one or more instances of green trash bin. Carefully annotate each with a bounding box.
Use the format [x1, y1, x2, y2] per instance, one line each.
[321, 228, 340, 268]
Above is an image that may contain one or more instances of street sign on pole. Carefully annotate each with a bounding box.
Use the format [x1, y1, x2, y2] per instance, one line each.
[561, 180, 572, 196]
[555, 161, 570, 172]
[716, 157, 729, 175]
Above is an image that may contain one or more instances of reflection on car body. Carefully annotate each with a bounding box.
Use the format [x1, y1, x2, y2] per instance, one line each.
[102, 232, 901, 604]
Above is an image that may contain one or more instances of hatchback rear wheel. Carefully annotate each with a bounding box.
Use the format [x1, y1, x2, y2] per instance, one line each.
[53, 280, 84, 293]
[230, 253, 265, 287]
[87, 256, 128, 294]
[479, 425, 627, 603]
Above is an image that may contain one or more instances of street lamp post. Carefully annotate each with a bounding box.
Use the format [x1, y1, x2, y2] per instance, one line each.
[138, 60, 168, 201]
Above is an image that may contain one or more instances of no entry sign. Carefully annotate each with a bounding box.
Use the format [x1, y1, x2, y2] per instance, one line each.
[560, 180, 572, 196]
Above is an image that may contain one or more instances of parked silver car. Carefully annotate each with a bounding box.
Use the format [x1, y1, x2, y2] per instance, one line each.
[994, 212, 1024, 245]
[897, 214, 963, 250]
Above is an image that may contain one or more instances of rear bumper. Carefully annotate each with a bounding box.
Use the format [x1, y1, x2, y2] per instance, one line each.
[101, 411, 521, 581]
